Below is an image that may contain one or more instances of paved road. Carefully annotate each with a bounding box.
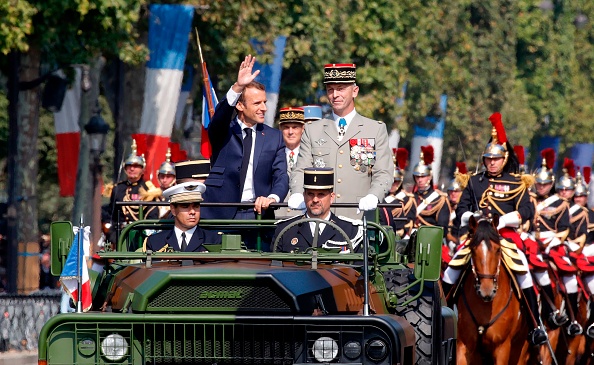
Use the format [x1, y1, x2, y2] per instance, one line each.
[0, 350, 37, 365]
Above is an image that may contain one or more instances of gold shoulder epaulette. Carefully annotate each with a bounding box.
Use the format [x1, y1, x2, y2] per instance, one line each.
[103, 183, 114, 198]
[455, 173, 471, 190]
[521, 174, 535, 189]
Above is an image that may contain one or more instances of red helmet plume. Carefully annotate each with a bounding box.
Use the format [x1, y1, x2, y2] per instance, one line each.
[563, 158, 576, 178]
[395, 148, 409, 170]
[584, 167, 591, 184]
[514, 145, 525, 165]
[488, 112, 507, 144]
[131, 134, 148, 157]
[455, 162, 467, 174]
[421, 145, 434, 165]
[540, 148, 555, 170]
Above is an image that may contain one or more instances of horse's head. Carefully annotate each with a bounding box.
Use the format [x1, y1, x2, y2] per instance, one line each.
[468, 214, 502, 302]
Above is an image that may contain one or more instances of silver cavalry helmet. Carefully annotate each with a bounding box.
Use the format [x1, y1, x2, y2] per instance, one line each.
[573, 170, 588, 197]
[556, 158, 576, 191]
[534, 148, 555, 184]
[124, 138, 146, 168]
[158, 148, 176, 175]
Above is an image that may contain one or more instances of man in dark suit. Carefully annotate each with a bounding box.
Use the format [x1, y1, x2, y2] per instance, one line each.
[202, 55, 288, 221]
[145, 181, 221, 252]
[272, 168, 363, 253]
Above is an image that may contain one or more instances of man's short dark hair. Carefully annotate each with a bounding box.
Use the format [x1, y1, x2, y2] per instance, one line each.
[238, 81, 266, 105]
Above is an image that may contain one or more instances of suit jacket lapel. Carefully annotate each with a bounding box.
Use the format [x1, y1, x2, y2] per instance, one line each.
[318, 213, 340, 243]
[253, 124, 265, 172]
[185, 229, 204, 252]
[232, 120, 243, 144]
[296, 221, 314, 247]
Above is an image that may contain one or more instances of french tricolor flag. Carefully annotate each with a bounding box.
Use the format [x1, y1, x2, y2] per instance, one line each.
[139, 4, 194, 182]
[60, 226, 92, 312]
[53, 68, 82, 197]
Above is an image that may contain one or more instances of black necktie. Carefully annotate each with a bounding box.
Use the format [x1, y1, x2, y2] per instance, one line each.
[239, 127, 253, 192]
[180, 232, 187, 251]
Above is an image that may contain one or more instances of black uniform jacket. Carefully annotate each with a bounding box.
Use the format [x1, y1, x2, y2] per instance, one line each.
[145, 227, 222, 252]
[271, 213, 360, 253]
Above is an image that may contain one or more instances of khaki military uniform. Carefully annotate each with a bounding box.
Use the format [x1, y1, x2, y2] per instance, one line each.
[290, 114, 393, 219]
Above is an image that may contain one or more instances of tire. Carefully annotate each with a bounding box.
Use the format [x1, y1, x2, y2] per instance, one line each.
[384, 268, 441, 365]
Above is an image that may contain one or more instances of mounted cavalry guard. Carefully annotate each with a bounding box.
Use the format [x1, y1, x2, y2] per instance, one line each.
[288, 63, 393, 219]
[412, 145, 451, 231]
[272, 168, 364, 253]
[444, 162, 468, 262]
[104, 135, 160, 242]
[384, 148, 415, 239]
[571, 167, 594, 337]
[522, 150, 580, 335]
[443, 112, 548, 346]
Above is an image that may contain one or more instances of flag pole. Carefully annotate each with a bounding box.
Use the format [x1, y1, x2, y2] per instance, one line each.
[77, 214, 83, 313]
[195, 28, 215, 118]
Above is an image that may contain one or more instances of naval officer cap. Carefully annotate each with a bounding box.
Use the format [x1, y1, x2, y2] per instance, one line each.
[303, 168, 334, 190]
[163, 182, 206, 204]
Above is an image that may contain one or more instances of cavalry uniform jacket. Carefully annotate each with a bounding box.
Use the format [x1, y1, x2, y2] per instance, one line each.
[272, 213, 363, 253]
[145, 227, 222, 252]
[290, 113, 393, 219]
[454, 172, 534, 236]
[414, 187, 451, 231]
[385, 190, 416, 238]
[107, 178, 160, 226]
[567, 203, 589, 250]
[529, 193, 570, 247]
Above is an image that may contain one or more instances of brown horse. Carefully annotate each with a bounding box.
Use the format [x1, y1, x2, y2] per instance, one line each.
[456, 216, 530, 365]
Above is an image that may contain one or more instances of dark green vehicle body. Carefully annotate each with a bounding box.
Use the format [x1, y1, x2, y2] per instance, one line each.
[40, 215, 456, 364]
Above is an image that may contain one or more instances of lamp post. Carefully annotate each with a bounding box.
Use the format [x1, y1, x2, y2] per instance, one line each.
[84, 106, 109, 251]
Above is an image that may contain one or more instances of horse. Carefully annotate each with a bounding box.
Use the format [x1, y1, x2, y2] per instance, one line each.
[455, 215, 531, 365]
[555, 289, 587, 364]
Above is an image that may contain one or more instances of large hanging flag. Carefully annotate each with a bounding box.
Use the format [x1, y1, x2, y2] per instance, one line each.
[139, 4, 194, 184]
[251, 36, 287, 127]
[53, 67, 82, 197]
[60, 226, 92, 312]
[410, 94, 447, 183]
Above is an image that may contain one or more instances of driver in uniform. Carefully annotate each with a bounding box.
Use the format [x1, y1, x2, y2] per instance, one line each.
[272, 168, 363, 253]
[443, 112, 548, 346]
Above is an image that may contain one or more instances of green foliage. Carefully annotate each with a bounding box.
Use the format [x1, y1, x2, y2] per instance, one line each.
[0, 0, 37, 54]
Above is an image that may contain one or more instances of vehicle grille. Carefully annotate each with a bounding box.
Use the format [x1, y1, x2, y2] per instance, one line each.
[140, 322, 304, 364]
[147, 282, 291, 312]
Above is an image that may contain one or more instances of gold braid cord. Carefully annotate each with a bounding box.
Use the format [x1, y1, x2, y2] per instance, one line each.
[520, 174, 535, 189]
[479, 179, 527, 216]
[416, 195, 447, 226]
[103, 183, 114, 198]
[455, 173, 470, 190]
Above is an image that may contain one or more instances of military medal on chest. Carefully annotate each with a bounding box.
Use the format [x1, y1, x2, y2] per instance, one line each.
[350, 138, 375, 174]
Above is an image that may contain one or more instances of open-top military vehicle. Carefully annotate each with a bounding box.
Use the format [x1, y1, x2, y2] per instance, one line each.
[39, 204, 456, 364]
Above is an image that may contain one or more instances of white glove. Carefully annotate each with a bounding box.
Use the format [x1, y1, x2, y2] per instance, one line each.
[384, 195, 395, 203]
[460, 211, 473, 227]
[496, 211, 521, 231]
[358, 194, 379, 211]
[287, 193, 306, 210]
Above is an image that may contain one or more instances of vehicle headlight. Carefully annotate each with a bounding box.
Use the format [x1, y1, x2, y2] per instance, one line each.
[101, 333, 128, 361]
[312, 336, 338, 362]
[366, 338, 388, 362]
[343, 340, 362, 359]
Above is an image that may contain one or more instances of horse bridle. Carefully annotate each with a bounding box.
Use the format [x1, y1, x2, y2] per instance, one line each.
[471, 248, 502, 297]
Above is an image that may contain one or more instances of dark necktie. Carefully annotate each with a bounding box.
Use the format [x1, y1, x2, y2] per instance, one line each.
[180, 232, 187, 251]
[239, 127, 253, 192]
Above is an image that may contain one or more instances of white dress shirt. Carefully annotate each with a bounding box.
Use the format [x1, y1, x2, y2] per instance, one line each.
[174, 226, 197, 250]
[332, 108, 357, 134]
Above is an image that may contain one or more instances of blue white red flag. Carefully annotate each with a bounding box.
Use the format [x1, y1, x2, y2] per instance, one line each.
[201, 68, 218, 158]
[139, 4, 194, 184]
[59, 226, 92, 312]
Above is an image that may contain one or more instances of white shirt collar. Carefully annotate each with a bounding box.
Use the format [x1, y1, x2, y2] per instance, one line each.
[332, 108, 357, 129]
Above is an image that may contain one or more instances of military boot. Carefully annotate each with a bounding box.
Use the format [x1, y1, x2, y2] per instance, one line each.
[587, 300, 594, 339]
[540, 284, 568, 328]
[566, 292, 583, 336]
[523, 288, 548, 346]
